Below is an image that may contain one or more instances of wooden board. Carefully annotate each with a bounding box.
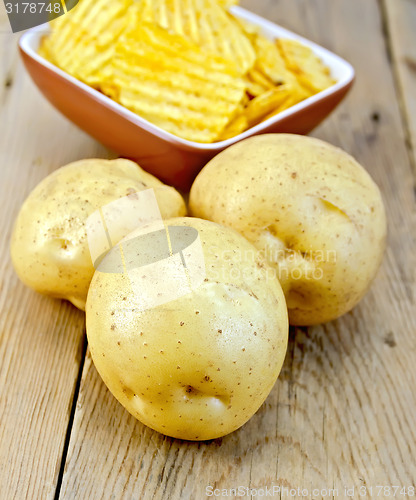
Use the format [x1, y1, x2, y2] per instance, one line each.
[0, 1, 415, 499]
[0, 11, 109, 500]
[58, 0, 416, 498]
[383, 0, 416, 173]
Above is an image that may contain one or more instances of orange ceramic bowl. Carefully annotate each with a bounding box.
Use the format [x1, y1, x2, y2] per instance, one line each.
[19, 7, 354, 190]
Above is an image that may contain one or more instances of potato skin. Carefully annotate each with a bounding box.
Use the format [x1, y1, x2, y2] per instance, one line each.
[189, 134, 387, 325]
[10, 159, 186, 310]
[86, 217, 288, 441]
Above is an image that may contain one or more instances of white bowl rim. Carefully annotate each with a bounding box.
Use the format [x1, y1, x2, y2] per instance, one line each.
[19, 5, 355, 151]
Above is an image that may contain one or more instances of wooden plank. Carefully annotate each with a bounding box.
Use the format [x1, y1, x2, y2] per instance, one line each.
[383, 0, 416, 174]
[56, 1, 416, 498]
[0, 14, 111, 499]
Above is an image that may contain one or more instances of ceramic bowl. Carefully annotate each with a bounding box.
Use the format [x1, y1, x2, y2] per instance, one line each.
[19, 7, 355, 190]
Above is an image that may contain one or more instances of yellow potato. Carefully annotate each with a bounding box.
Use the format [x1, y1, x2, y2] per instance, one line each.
[10, 159, 186, 310]
[86, 217, 288, 440]
[189, 134, 387, 326]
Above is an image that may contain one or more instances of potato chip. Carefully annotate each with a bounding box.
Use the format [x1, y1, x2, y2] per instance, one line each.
[139, 0, 256, 74]
[249, 34, 314, 102]
[262, 92, 306, 122]
[38, 35, 53, 61]
[253, 34, 299, 87]
[247, 69, 274, 91]
[218, 111, 249, 141]
[245, 79, 268, 98]
[244, 86, 292, 127]
[276, 38, 335, 93]
[46, 0, 135, 86]
[217, 0, 239, 8]
[235, 16, 260, 37]
[108, 23, 247, 142]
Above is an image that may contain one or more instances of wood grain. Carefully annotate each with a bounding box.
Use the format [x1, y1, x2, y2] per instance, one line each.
[1, 1, 415, 499]
[0, 14, 110, 499]
[57, 1, 416, 499]
[383, 0, 416, 174]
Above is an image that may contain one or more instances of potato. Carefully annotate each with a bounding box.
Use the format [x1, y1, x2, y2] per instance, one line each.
[189, 134, 387, 325]
[86, 217, 288, 440]
[10, 159, 186, 310]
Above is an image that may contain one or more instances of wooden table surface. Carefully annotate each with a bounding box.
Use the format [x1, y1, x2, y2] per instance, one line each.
[1, 1, 415, 499]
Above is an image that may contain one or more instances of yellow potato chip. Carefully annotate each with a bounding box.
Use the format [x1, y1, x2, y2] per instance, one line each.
[253, 34, 299, 87]
[108, 23, 247, 142]
[244, 86, 292, 127]
[276, 38, 335, 93]
[235, 16, 260, 37]
[251, 34, 315, 102]
[218, 110, 249, 140]
[262, 93, 305, 122]
[216, 0, 239, 8]
[139, 0, 256, 74]
[247, 68, 275, 91]
[38, 35, 53, 61]
[45, 0, 135, 86]
[245, 80, 268, 98]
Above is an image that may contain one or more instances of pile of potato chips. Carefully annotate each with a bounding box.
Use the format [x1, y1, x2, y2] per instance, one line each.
[40, 0, 335, 143]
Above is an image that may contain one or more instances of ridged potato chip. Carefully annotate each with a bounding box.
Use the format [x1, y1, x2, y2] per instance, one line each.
[139, 0, 256, 74]
[277, 38, 335, 93]
[253, 34, 298, 87]
[218, 111, 249, 141]
[45, 0, 135, 86]
[247, 68, 275, 91]
[108, 23, 246, 142]
[217, 0, 239, 8]
[244, 86, 292, 128]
